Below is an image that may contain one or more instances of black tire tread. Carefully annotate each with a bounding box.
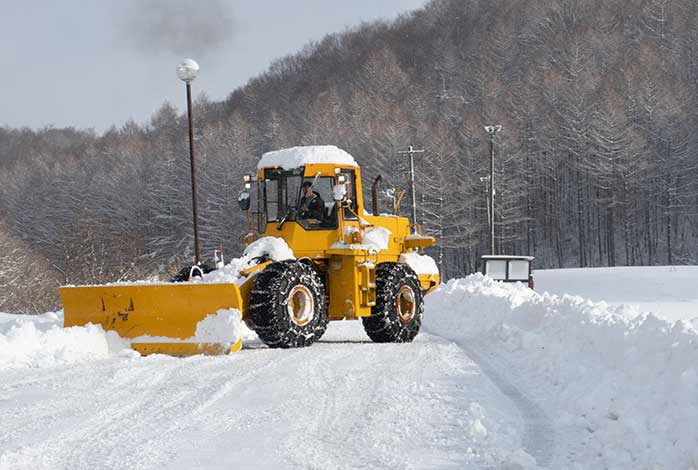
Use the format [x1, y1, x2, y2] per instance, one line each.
[248, 260, 329, 348]
[362, 262, 423, 343]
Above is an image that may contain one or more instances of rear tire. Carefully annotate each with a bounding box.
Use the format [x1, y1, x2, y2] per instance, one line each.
[362, 262, 423, 343]
[249, 260, 329, 348]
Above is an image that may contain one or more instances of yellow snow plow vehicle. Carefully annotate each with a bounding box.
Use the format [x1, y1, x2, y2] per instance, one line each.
[60, 146, 439, 355]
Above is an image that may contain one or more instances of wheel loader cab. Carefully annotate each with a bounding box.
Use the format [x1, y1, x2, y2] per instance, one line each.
[259, 163, 363, 259]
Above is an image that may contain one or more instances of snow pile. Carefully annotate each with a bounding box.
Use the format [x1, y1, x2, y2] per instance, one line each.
[193, 309, 242, 343]
[362, 226, 391, 250]
[0, 312, 130, 370]
[331, 226, 392, 251]
[200, 236, 294, 284]
[257, 145, 358, 170]
[242, 236, 294, 261]
[425, 275, 698, 469]
[400, 252, 439, 275]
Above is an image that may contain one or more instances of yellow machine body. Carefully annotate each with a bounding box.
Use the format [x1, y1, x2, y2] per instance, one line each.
[60, 160, 439, 355]
[260, 163, 439, 320]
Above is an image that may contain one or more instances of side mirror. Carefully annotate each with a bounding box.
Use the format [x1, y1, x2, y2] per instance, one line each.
[237, 190, 251, 211]
[333, 182, 347, 202]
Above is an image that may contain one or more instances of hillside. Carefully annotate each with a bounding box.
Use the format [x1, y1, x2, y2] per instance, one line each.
[2, 0, 698, 311]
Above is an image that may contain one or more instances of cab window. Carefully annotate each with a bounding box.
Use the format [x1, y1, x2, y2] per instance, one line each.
[263, 168, 302, 223]
[296, 176, 338, 230]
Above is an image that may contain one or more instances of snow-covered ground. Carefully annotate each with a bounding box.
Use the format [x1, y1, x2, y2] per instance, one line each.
[535, 266, 698, 323]
[427, 273, 698, 469]
[0, 316, 528, 469]
[1, 266, 697, 469]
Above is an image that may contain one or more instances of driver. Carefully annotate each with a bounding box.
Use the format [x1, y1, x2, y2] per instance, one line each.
[298, 181, 325, 221]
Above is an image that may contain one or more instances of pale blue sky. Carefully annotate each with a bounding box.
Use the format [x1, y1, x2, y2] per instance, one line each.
[0, 0, 426, 132]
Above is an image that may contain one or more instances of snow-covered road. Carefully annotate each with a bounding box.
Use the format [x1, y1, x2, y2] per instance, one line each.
[0, 321, 531, 470]
[2, 267, 698, 469]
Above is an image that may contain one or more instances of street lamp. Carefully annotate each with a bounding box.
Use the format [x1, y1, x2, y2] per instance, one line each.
[484, 125, 502, 255]
[177, 58, 201, 265]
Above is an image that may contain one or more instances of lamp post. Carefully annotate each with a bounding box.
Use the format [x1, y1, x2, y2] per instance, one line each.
[177, 58, 201, 265]
[484, 125, 502, 255]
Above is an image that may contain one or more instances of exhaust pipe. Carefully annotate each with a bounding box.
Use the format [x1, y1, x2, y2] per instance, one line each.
[372, 175, 382, 216]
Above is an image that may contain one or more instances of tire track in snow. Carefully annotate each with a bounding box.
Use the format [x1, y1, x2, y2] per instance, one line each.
[456, 339, 554, 469]
[2, 323, 527, 469]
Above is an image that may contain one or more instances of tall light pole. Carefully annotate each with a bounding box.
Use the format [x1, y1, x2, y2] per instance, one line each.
[177, 58, 201, 265]
[397, 145, 425, 233]
[484, 125, 502, 255]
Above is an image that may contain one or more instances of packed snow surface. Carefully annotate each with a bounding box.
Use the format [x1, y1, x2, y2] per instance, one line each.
[400, 252, 439, 276]
[2, 266, 698, 469]
[257, 145, 358, 170]
[0, 319, 528, 469]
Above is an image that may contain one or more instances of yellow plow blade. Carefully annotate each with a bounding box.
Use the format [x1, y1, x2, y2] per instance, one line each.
[59, 283, 245, 356]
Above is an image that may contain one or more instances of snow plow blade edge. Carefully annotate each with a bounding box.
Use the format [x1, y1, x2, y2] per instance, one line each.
[59, 283, 244, 356]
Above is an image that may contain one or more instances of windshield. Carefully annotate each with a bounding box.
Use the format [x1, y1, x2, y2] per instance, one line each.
[262, 168, 339, 230]
[263, 169, 303, 222]
[297, 175, 338, 229]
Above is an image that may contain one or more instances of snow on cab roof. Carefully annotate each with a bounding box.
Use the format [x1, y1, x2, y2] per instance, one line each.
[257, 145, 358, 170]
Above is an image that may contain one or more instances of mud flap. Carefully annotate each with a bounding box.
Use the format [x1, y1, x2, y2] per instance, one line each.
[59, 283, 245, 356]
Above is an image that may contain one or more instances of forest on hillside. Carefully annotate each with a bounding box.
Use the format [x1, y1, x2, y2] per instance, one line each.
[2, 0, 698, 312]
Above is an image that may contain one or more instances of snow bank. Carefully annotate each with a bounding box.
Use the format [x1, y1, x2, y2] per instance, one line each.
[0, 308, 244, 369]
[400, 252, 439, 275]
[0, 312, 130, 370]
[425, 275, 698, 469]
[257, 145, 358, 170]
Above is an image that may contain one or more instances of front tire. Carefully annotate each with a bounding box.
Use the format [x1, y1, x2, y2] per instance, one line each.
[248, 260, 329, 348]
[362, 262, 423, 343]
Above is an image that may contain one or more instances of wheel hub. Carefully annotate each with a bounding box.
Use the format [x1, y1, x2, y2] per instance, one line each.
[287, 285, 314, 326]
[396, 285, 416, 324]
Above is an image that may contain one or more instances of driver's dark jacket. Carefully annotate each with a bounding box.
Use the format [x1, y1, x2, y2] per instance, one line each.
[299, 191, 325, 220]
